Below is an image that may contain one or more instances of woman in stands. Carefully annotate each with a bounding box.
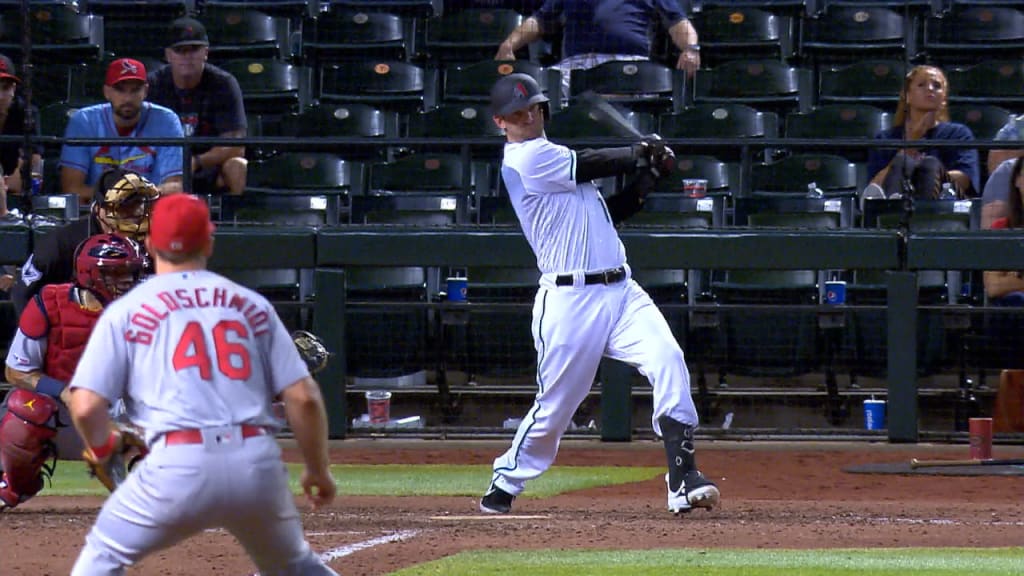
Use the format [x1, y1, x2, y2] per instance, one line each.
[867, 65, 980, 199]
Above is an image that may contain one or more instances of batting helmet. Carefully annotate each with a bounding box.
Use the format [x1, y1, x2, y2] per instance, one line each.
[93, 169, 161, 240]
[73, 233, 145, 304]
[490, 73, 549, 117]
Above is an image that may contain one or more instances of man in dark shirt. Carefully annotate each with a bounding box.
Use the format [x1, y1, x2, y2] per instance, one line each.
[146, 17, 248, 196]
[494, 0, 700, 101]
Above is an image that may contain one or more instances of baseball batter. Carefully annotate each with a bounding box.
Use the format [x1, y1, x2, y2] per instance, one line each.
[67, 194, 338, 575]
[1, 234, 145, 510]
[479, 73, 719, 515]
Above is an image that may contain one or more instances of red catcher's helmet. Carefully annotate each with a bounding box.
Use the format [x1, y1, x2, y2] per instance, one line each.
[73, 234, 145, 304]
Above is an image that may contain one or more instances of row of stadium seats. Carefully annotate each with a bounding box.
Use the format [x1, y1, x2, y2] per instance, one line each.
[5, 3, 1024, 72]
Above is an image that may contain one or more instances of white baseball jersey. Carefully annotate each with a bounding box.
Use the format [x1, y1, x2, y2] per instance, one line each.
[71, 269, 307, 444]
[501, 138, 627, 275]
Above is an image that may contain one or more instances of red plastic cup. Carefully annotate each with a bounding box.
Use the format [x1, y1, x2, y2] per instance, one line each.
[969, 417, 993, 460]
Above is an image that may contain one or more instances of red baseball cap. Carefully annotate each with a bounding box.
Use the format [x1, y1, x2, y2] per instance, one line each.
[105, 58, 147, 87]
[0, 54, 19, 83]
[149, 194, 215, 254]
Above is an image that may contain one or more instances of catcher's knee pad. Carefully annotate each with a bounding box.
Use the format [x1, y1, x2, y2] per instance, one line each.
[0, 389, 60, 507]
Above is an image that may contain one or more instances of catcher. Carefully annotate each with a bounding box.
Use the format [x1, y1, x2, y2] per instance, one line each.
[1, 233, 145, 509]
[10, 168, 160, 317]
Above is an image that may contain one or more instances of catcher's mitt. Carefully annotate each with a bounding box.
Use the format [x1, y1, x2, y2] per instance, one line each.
[293, 330, 332, 374]
[83, 422, 148, 493]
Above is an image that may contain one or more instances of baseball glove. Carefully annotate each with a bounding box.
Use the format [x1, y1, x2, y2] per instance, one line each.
[83, 422, 148, 493]
[293, 330, 332, 374]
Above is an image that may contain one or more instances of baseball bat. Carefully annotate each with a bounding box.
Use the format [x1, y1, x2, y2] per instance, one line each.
[575, 90, 646, 140]
[909, 457, 1024, 469]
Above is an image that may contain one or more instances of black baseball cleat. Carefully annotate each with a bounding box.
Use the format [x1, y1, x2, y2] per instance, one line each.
[480, 485, 515, 514]
[666, 470, 720, 514]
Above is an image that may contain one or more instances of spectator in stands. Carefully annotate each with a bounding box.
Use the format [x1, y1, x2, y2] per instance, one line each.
[986, 114, 1024, 176]
[984, 158, 1024, 303]
[0, 53, 41, 198]
[60, 58, 184, 203]
[493, 0, 700, 101]
[867, 65, 980, 199]
[147, 17, 248, 196]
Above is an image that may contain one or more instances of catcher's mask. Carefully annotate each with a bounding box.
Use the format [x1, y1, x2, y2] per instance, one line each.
[73, 233, 145, 304]
[93, 169, 161, 240]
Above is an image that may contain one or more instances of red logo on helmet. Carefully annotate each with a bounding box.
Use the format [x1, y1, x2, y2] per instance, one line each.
[513, 81, 529, 99]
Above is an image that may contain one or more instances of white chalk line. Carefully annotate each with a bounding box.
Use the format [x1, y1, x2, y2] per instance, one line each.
[318, 529, 421, 563]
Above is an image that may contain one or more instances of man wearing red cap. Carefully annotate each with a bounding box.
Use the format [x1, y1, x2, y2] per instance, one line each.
[60, 58, 185, 204]
[67, 194, 339, 575]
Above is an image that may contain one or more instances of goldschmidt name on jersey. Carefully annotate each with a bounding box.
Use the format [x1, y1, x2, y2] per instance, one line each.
[124, 287, 271, 344]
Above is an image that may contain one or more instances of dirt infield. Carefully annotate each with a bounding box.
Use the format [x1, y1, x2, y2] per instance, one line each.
[3, 440, 1023, 575]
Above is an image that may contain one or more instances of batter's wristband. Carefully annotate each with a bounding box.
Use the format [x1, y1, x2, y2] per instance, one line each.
[36, 375, 66, 399]
[88, 431, 118, 461]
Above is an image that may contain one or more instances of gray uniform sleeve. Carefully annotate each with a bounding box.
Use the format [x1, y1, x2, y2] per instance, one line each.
[263, 308, 310, 397]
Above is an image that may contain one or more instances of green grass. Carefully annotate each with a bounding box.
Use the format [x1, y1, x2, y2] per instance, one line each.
[44, 462, 662, 498]
[390, 548, 1024, 576]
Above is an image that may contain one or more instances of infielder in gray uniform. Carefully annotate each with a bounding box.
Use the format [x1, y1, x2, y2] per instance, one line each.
[480, 73, 720, 515]
[67, 194, 338, 575]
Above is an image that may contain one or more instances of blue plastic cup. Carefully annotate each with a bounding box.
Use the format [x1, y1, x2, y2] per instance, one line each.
[446, 277, 467, 301]
[863, 399, 886, 430]
[825, 281, 846, 305]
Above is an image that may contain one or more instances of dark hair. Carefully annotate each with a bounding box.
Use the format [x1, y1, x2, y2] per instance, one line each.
[1007, 157, 1024, 228]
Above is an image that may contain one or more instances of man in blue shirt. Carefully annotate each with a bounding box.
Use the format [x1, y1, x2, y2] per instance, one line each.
[494, 0, 700, 101]
[60, 58, 184, 204]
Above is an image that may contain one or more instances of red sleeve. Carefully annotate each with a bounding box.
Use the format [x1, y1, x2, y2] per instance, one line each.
[18, 292, 51, 340]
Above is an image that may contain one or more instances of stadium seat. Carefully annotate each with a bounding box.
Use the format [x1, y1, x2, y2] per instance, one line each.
[219, 58, 310, 116]
[784, 104, 892, 162]
[692, 59, 814, 118]
[546, 103, 653, 141]
[946, 60, 1024, 110]
[304, 9, 410, 65]
[0, 5, 103, 65]
[327, 0, 440, 18]
[200, 7, 294, 61]
[422, 8, 523, 64]
[657, 155, 735, 197]
[319, 60, 430, 113]
[659, 103, 779, 163]
[222, 152, 362, 226]
[354, 152, 473, 225]
[568, 60, 683, 116]
[818, 59, 905, 113]
[199, 0, 312, 19]
[948, 103, 1011, 148]
[750, 153, 860, 199]
[459, 267, 539, 381]
[801, 6, 917, 67]
[441, 59, 554, 105]
[923, 5, 1024, 66]
[407, 104, 504, 139]
[691, 6, 797, 66]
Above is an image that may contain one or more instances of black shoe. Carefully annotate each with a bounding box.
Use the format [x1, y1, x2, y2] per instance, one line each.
[480, 485, 515, 514]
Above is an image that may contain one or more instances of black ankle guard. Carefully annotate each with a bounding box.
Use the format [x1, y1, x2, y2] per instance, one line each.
[658, 416, 696, 491]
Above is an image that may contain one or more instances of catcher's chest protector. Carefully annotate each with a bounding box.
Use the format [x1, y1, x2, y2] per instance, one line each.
[0, 388, 60, 508]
